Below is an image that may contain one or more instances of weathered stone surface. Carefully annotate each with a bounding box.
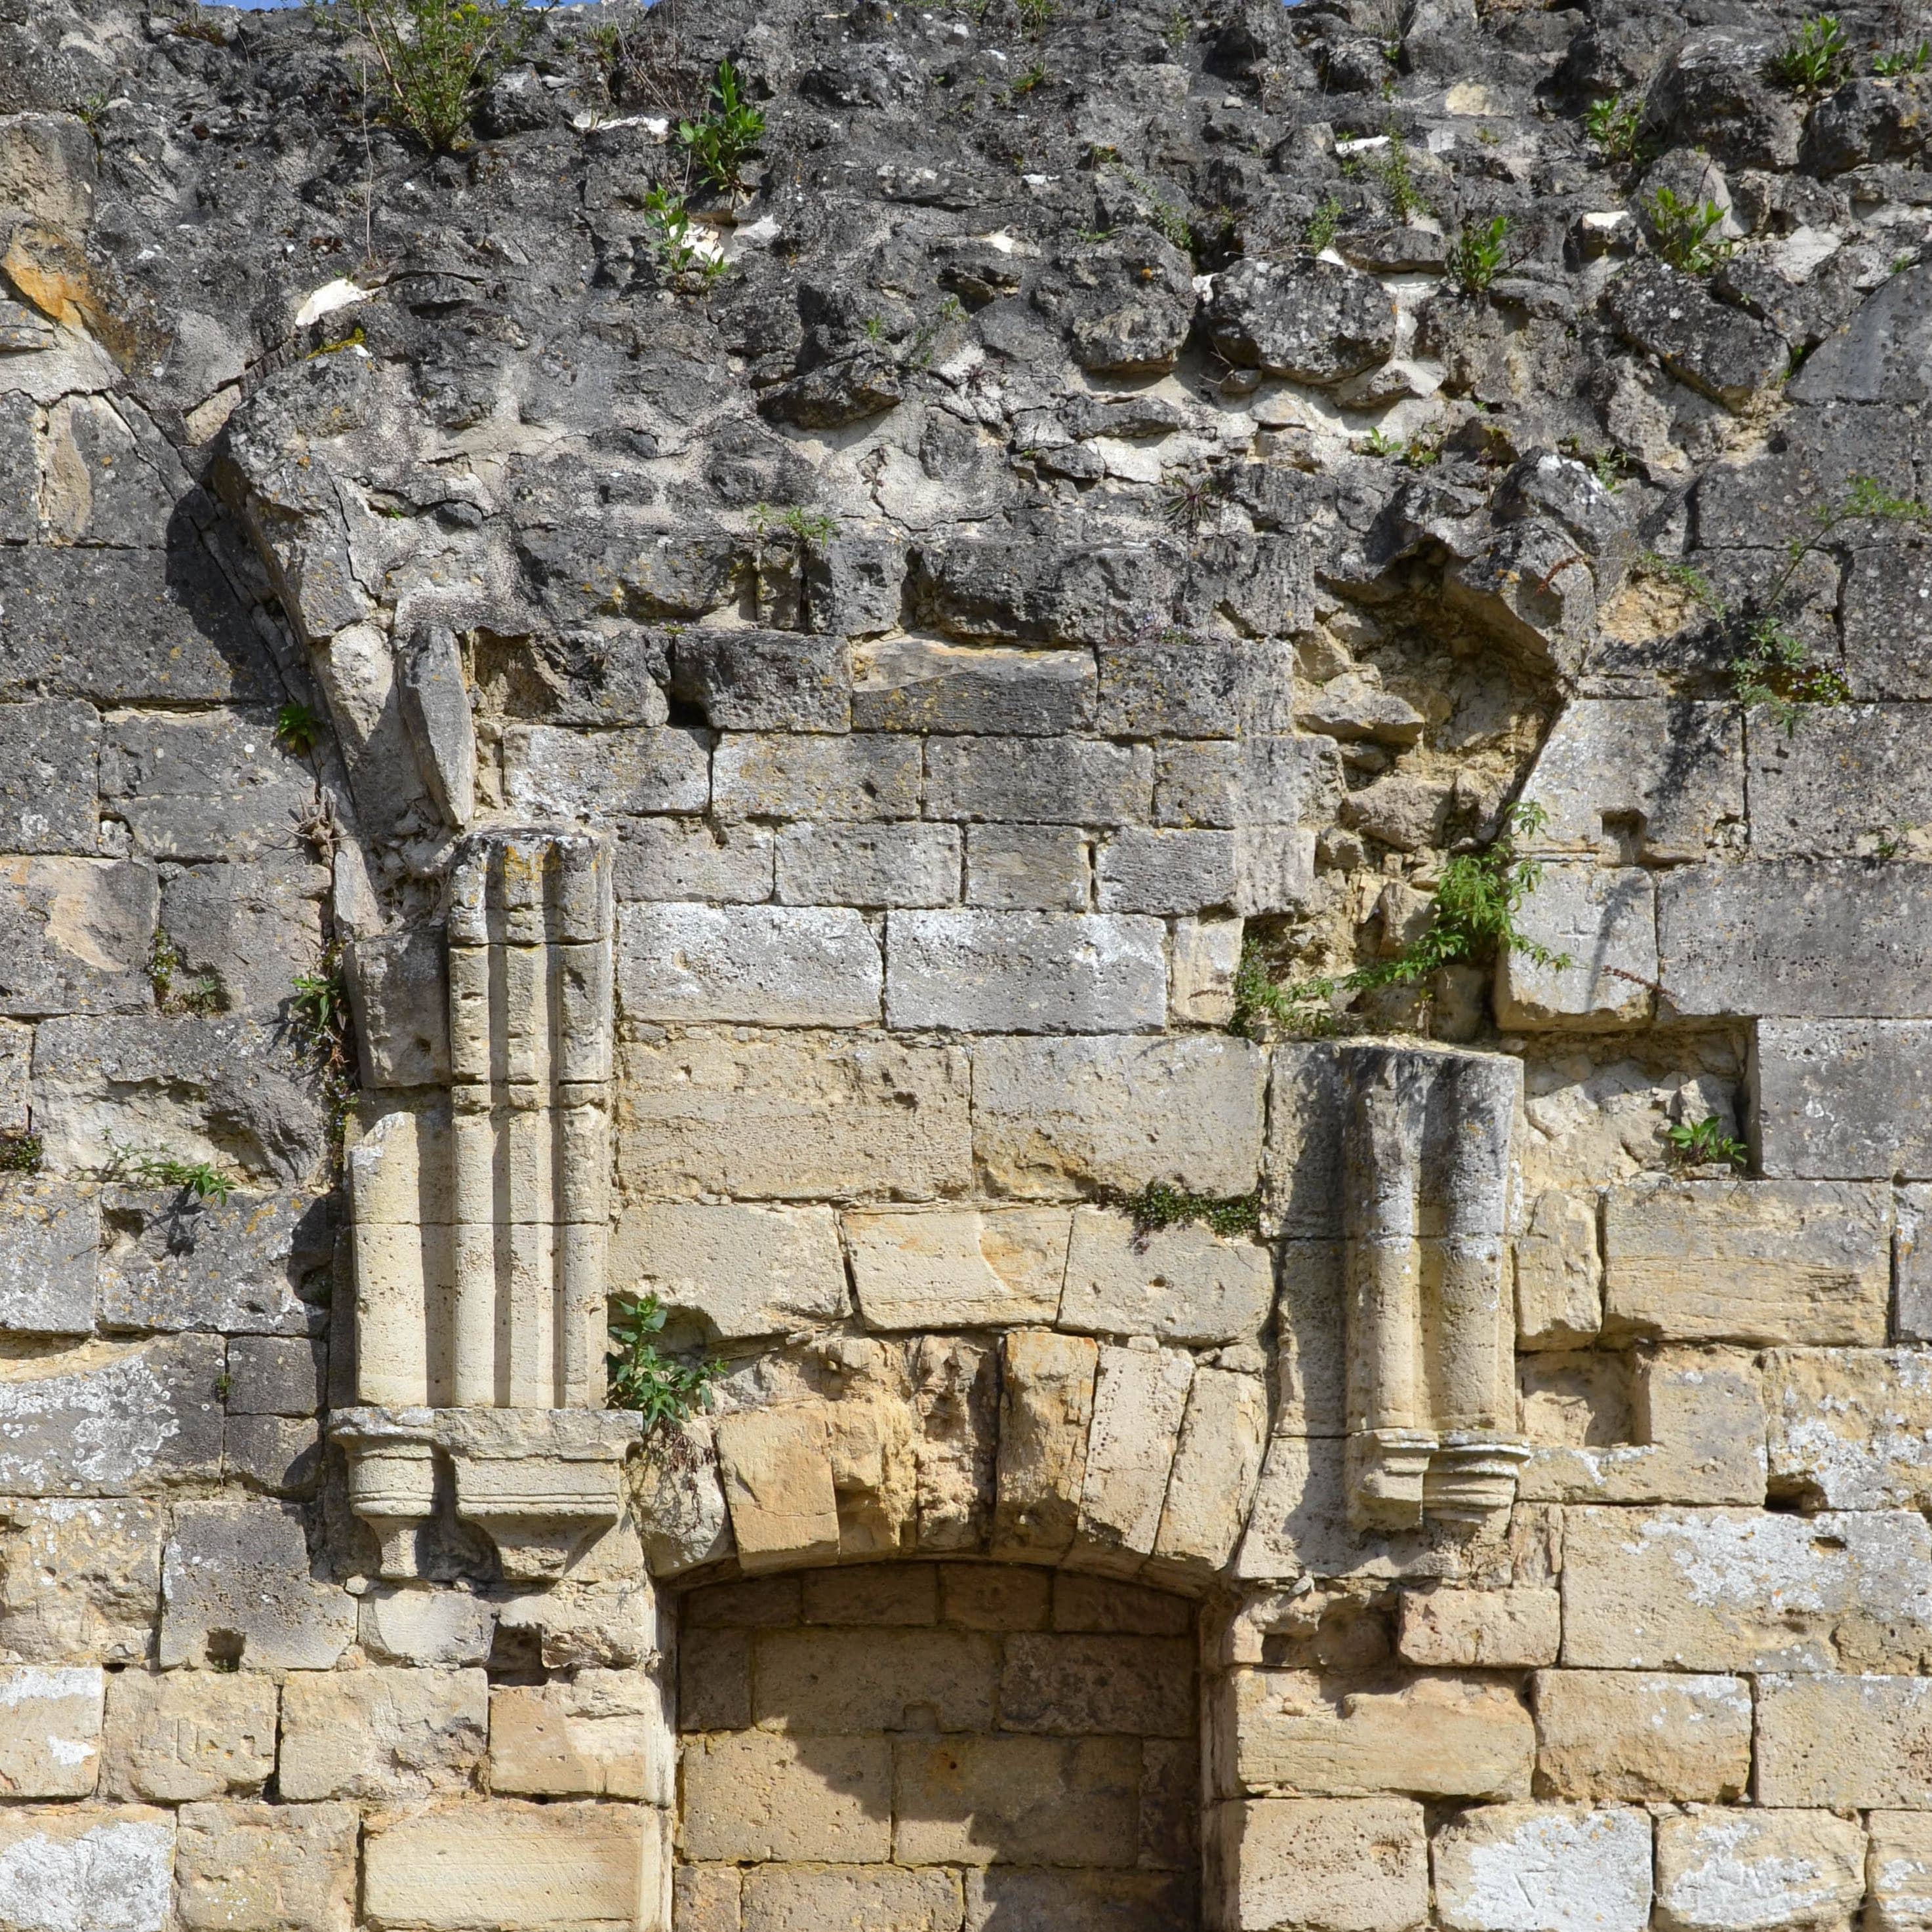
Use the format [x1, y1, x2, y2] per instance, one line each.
[1207, 256, 1397, 384]
[278, 1665, 487, 1801]
[755, 1626, 998, 1733]
[1397, 1590, 1561, 1670]
[98, 1188, 329, 1335]
[1759, 1676, 1932, 1807]
[992, 1329, 1097, 1560]
[1765, 1346, 1932, 1510]
[895, 1734, 1140, 1865]
[1754, 1020, 1932, 1181]
[963, 823, 1091, 911]
[618, 1032, 971, 1202]
[671, 630, 851, 733]
[681, 1730, 891, 1862]
[102, 1669, 275, 1802]
[743, 1865, 963, 1932]
[963, 1868, 1191, 1932]
[1497, 866, 1655, 1030]
[1206, 1797, 1427, 1932]
[0, 1664, 100, 1798]
[363, 1799, 662, 1930]
[713, 733, 922, 822]
[1531, 1670, 1750, 1802]
[159, 1498, 355, 1671]
[923, 734, 1150, 825]
[0, 857, 156, 1016]
[885, 910, 1165, 1034]
[853, 639, 1095, 735]
[714, 1403, 841, 1574]
[157, 857, 328, 1020]
[618, 903, 881, 1025]
[774, 822, 959, 908]
[0, 701, 97, 856]
[675, 1866, 742, 1932]
[1513, 1192, 1600, 1351]
[0, 1499, 163, 1666]
[1076, 1344, 1194, 1570]
[1868, 1813, 1932, 1932]
[997, 1631, 1192, 1735]
[1659, 862, 1932, 1018]
[99, 709, 312, 863]
[614, 818, 773, 904]
[0, 1803, 174, 1932]
[175, 1800, 357, 1932]
[845, 1207, 1068, 1330]
[0, 1180, 96, 1335]
[1433, 1803, 1653, 1932]
[1653, 1807, 1864, 1932]
[1096, 640, 1298, 740]
[612, 1201, 848, 1340]
[359, 1587, 496, 1668]
[1152, 1367, 1267, 1575]
[1750, 705, 1932, 857]
[1602, 1180, 1889, 1345]
[1608, 258, 1789, 409]
[1096, 826, 1312, 918]
[489, 1669, 671, 1801]
[501, 722, 710, 816]
[1058, 1209, 1272, 1346]
[1561, 1506, 1932, 1672]
[973, 1035, 1266, 1198]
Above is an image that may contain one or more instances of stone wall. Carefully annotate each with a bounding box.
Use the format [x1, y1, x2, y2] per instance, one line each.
[6, 0, 1932, 1926]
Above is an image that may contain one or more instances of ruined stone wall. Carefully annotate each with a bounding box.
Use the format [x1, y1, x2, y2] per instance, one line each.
[6, 0, 1932, 1925]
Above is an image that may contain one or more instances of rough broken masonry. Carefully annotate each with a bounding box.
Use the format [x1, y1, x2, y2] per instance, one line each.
[10, 0, 1932, 1925]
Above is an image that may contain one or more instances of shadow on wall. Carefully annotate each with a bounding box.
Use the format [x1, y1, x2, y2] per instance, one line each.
[673, 1559, 1199, 1932]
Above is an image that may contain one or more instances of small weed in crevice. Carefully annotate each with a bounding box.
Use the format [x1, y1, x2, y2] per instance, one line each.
[1874, 41, 1930, 74]
[1114, 1182, 1261, 1245]
[150, 931, 220, 1018]
[641, 186, 730, 289]
[1767, 13, 1850, 93]
[1447, 214, 1509, 294]
[275, 702, 321, 758]
[0, 1132, 43, 1175]
[1304, 196, 1344, 253]
[1665, 1116, 1748, 1171]
[107, 1138, 235, 1204]
[290, 949, 357, 1156]
[607, 1291, 725, 1434]
[1583, 92, 1644, 163]
[1644, 188, 1735, 274]
[677, 59, 765, 194]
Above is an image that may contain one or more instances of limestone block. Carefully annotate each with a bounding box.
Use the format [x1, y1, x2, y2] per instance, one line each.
[1096, 637, 1299, 738]
[753, 1627, 999, 1733]
[941, 1568, 1049, 1630]
[964, 824, 1091, 911]
[101, 1669, 273, 1802]
[962, 1869, 1192, 1932]
[0, 1335, 222, 1495]
[993, 1330, 1098, 1557]
[0, 702, 98, 856]
[1757, 1675, 1932, 1807]
[1076, 1344, 1194, 1571]
[346, 928, 451, 1088]
[494, 1580, 657, 1672]
[714, 732, 921, 822]
[1658, 861, 1932, 1017]
[894, 1735, 1140, 1866]
[973, 1035, 1266, 1199]
[1059, 1211, 1272, 1346]
[176, 1800, 356, 1932]
[0, 1022, 26, 1132]
[853, 637, 1095, 735]
[680, 1731, 892, 1863]
[1868, 1813, 1932, 1932]
[0, 1804, 173, 1932]
[1170, 915, 1241, 1026]
[885, 910, 1166, 1034]
[1756, 1019, 1932, 1180]
[502, 722, 710, 816]
[1205, 1797, 1427, 1932]
[226, 1337, 324, 1417]
[923, 734, 1151, 824]
[363, 1799, 662, 1930]
[1433, 1803, 1653, 1932]
[1513, 1192, 1600, 1350]
[98, 708, 313, 862]
[1233, 1436, 1361, 1580]
[1516, 1346, 1767, 1507]
[1560, 1506, 1932, 1672]
[1154, 736, 1341, 832]
[1152, 1367, 1267, 1575]
[0, 857, 156, 1015]
[614, 818, 773, 904]
[670, 629, 850, 732]
[1765, 1346, 1932, 1508]
[1531, 1670, 1750, 1802]
[742, 1866, 963, 1932]
[775, 822, 960, 909]
[0, 1664, 100, 1798]
[998, 1632, 1193, 1735]
[1751, 705, 1932, 856]
[1274, 1241, 1344, 1434]
[1264, 1047, 1346, 1239]
[224, 1412, 320, 1495]
[909, 1335, 999, 1553]
[675, 1866, 741, 1932]
[489, 1669, 671, 1802]
[1397, 1590, 1560, 1670]
[156, 858, 329, 1022]
[637, 1419, 734, 1580]
[618, 903, 880, 1026]
[613, 1202, 847, 1340]
[846, 1209, 1068, 1330]
[1097, 826, 1315, 918]
[279, 1666, 487, 1801]
[714, 1403, 841, 1574]
[1497, 867, 1656, 1030]
[1652, 1809, 1864, 1932]
[1602, 1180, 1889, 1345]
[0, 1180, 96, 1335]
[618, 1033, 972, 1202]
[1518, 700, 1741, 863]
[803, 1563, 938, 1624]
[0, 111, 98, 231]
[159, 1499, 355, 1671]
[98, 1188, 330, 1335]
[0, 1499, 161, 1668]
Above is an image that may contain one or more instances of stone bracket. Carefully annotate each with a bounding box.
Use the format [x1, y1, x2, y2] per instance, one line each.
[333, 1406, 642, 1583]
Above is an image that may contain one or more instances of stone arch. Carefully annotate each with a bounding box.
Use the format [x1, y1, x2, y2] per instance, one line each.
[669, 1558, 1201, 1932]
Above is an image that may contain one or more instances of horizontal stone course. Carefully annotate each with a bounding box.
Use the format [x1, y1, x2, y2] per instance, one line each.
[923, 735, 1152, 825]
[618, 903, 881, 1026]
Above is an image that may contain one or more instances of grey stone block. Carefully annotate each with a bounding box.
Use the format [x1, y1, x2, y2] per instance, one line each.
[1841, 536, 1932, 700]
[923, 735, 1152, 825]
[1607, 258, 1788, 410]
[0, 393, 33, 543]
[397, 625, 477, 826]
[1788, 261, 1932, 404]
[1206, 254, 1398, 384]
[98, 1188, 332, 1336]
[1750, 705, 1932, 853]
[98, 709, 312, 863]
[159, 1498, 355, 1670]
[1153, 736, 1341, 831]
[617, 902, 882, 1024]
[0, 1180, 97, 1335]
[224, 1414, 321, 1495]
[671, 630, 851, 733]
[713, 733, 921, 821]
[1659, 862, 1932, 1017]
[1896, 1183, 1932, 1338]
[1095, 639, 1297, 738]
[1096, 826, 1313, 916]
[1264, 1045, 1346, 1239]
[613, 818, 773, 902]
[914, 540, 1179, 647]
[0, 1332, 223, 1494]
[0, 700, 97, 854]
[225, 1336, 325, 1415]
[851, 639, 1096, 735]
[1496, 865, 1657, 1030]
[804, 532, 906, 638]
[885, 911, 1165, 1034]
[0, 858, 156, 1017]
[965, 825, 1091, 910]
[345, 926, 450, 1088]
[157, 859, 329, 1020]
[1752, 1018, 1932, 1180]
[1695, 403, 1920, 548]
[500, 723, 711, 817]
[775, 823, 961, 908]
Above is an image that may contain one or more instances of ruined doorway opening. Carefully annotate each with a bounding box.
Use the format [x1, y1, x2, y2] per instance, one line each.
[671, 1561, 1199, 1931]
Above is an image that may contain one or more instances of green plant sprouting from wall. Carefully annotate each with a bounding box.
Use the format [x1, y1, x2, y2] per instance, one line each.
[1665, 1116, 1748, 1170]
[677, 60, 765, 193]
[0, 1132, 43, 1175]
[1767, 14, 1849, 93]
[607, 1291, 725, 1432]
[1643, 188, 1735, 274]
[150, 931, 220, 1017]
[1583, 92, 1644, 163]
[106, 1137, 236, 1204]
[1230, 803, 1570, 1037]
[1447, 214, 1508, 293]
[642, 186, 731, 288]
[290, 950, 359, 1156]
[1114, 1182, 1260, 1243]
